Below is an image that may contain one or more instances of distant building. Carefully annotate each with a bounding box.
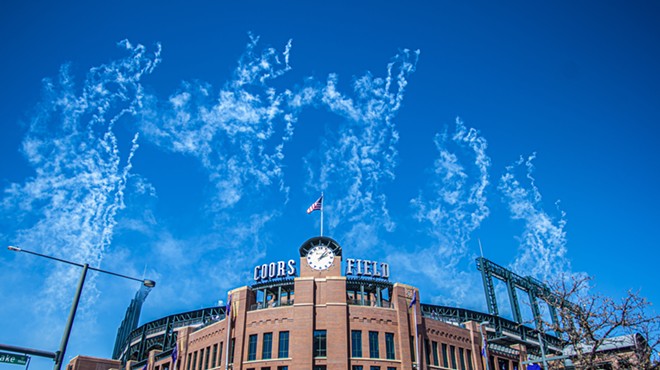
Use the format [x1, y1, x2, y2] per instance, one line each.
[66, 355, 120, 370]
[561, 333, 649, 370]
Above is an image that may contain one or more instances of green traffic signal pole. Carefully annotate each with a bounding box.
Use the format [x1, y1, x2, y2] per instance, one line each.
[7, 246, 155, 370]
[55, 261, 88, 370]
[0, 343, 57, 360]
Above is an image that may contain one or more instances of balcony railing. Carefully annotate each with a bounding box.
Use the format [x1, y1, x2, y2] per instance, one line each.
[249, 300, 295, 311]
[347, 298, 392, 308]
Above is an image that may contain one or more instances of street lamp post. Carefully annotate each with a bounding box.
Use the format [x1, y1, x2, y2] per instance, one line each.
[479, 321, 490, 370]
[7, 246, 156, 370]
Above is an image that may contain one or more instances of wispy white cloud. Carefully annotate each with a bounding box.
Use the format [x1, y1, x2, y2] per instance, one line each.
[498, 153, 572, 282]
[2, 40, 160, 316]
[393, 118, 490, 306]
[139, 38, 419, 254]
[411, 118, 490, 247]
[311, 49, 420, 247]
[139, 35, 294, 212]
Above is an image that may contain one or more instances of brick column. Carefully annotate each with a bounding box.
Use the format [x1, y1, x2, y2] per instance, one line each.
[228, 287, 249, 370]
[292, 276, 315, 369]
[464, 321, 486, 370]
[393, 284, 418, 370]
[511, 344, 527, 370]
[325, 276, 348, 369]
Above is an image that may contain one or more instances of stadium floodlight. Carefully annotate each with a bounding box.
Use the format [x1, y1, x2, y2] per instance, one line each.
[7, 245, 156, 370]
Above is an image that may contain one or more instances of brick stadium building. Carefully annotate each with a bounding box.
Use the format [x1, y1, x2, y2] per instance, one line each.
[107, 236, 564, 370]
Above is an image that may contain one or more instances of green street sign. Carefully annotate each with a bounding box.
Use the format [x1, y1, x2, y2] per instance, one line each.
[0, 352, 29, 366]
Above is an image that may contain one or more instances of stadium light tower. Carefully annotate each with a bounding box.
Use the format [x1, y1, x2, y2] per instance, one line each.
[7, 246, 156, 370]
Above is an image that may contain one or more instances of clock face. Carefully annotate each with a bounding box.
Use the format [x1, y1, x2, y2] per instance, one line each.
[306, 245, 335, 271]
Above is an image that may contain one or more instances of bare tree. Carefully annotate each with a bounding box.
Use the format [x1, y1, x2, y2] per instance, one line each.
[540, 275, 660, 370]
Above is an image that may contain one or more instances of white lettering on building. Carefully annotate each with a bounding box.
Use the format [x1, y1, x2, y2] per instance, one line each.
[254, 259, 297, 282]
[345, 258, 389, 279]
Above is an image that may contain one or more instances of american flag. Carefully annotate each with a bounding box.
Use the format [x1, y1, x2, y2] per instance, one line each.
[306, 195, 323, 214]
[226, 294, 232, 317]
[171, 342, 178, 365]
[408, 290, 417, 309]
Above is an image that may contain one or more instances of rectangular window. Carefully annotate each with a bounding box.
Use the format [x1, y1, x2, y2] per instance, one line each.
[459, 348, 466, 370]
[204, 346, 210, 370]
[385, 333, 395, 360]
[370, 367, 381, 370]
[277, 367, 288, 370]
[211, 344, 217, 368]
[466, 349, 473, 370]
[413, 337, 418, 363]
[351, 330, 362, 357]
[387, 368, 397, 370]
[186, 354, 192, 370]
[198, 349, 204, 370]
[441, 343, 448, 367]
[278, 331, 290, 358]
[262, 332, 273, 360]
[229, 339, 235, 363]
[248, 334, 258, 361]
[352, 366, 363, 370]
[450, 345, 457, 369]
[368, 331, 379, 358]
[219, 341, 224, 365]
[313, 330, 327, 357]
[313, 366, 326, 370]
[432, 341, 439, 366]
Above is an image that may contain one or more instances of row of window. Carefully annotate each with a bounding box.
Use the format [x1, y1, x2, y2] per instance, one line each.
[247, 331, 290, 361]
[185, 339, 236, 370]
[245, 362, 400, 370]
[250, 329, 397, 361]
[424, 340, 474, 370]
[314, 367, 397, 370]
[350, 330, 396, 360]
[181, 332, 471, 370]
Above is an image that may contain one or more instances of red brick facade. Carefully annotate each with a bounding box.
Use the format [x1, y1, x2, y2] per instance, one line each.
[67, 355, 121, 370]
[101, 237, 545, 370]
[130, 238, 498, 370]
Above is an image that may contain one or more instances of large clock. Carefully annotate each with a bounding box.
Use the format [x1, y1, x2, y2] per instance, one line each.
[306, 244, 335, 270]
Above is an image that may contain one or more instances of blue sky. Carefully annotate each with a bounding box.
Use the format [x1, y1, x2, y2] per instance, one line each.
[1, 1, 659, 368]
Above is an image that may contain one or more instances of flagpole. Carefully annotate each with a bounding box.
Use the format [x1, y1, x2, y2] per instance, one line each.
[224, 295, 232, 370]
[410, 291, 420, 369]
[413, 305, 420, 369]
[320, 192, 324, 237]
[479, 322, 490, 370]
